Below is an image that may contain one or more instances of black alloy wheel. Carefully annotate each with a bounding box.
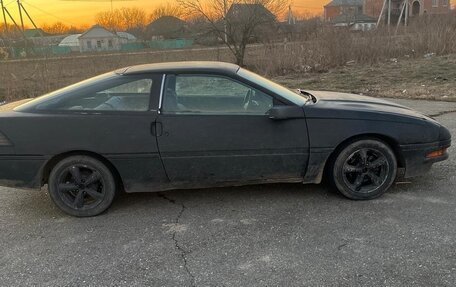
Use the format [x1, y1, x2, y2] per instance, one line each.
[48, 156, 117, 217]
[330, 139, 397, 200]
[342, 148, 389, 193]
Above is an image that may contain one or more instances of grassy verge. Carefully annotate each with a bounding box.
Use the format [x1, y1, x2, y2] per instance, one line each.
[273, 54, 456, 101]
[0, 50, 455, 103]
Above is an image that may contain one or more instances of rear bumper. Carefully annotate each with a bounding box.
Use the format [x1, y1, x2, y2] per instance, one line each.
[400, 139, 451, 178]
[0, 156, 46, 189]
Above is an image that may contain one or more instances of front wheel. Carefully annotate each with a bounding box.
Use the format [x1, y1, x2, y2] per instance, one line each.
[48, 155, 117, 217]
[329, 139, 397, 200]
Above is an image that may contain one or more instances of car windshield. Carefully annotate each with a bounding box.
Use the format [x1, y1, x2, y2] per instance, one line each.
[237, 68, 310, 105]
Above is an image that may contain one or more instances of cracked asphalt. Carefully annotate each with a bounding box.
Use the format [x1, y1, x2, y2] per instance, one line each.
[1, 98, 456, 286]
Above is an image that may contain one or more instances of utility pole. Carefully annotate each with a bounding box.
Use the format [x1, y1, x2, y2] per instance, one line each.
[223, 0, 227, 43]
[387, 0, 391, 26]
[19, 1, 41, 33]
[17, 0, 24, 31]
[404, 0, 409, 26]
[377, 0, 388, 27]
[1, 0, 8, 32]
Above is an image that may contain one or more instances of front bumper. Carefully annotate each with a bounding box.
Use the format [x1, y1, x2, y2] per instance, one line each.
[0, 156, 46, 189]
[400, 139, 451, 178]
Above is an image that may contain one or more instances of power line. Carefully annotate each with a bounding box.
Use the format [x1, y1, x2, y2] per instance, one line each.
[3, 0, 16, 7]
[20, 0, 79, 26]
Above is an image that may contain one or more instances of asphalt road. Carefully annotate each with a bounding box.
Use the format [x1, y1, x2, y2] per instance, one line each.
[1, 99, 456, 286]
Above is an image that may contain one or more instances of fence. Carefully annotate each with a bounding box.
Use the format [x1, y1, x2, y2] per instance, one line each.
[147, 39, 194, 50]
[10, 46, 72, 58]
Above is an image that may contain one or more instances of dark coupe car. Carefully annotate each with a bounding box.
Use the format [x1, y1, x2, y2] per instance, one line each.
[0, 62, 451, 216]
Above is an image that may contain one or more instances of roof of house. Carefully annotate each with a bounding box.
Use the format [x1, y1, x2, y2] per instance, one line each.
[117, 61, 240, 75]
[79, 25, 118, 39]
[227, 3, 276, 22]
[24, 28, 48, 38]
[58, 34, 82, 47]
[116, 32, 136, 41]
[325, 0, 363, 7]
[146, 16, 186, 36]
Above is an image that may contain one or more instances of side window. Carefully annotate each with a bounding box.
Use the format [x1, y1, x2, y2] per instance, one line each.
[162, 75, 273, 115]
[37, 77, 153, 112]
[93, 79, 153, 111]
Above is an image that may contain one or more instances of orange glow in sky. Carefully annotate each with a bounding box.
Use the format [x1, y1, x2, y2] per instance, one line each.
[2, 0, 327, 27]
[2, 0, 455, 27]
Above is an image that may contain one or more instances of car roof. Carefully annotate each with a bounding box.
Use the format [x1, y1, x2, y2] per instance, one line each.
[117, 61, 241, 75]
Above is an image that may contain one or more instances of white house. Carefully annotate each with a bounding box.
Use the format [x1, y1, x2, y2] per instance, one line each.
[78, 25, 125, 52]
[59, 31, 136, 53]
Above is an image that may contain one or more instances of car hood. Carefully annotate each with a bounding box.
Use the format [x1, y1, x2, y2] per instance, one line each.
[304, 90, 432, 122]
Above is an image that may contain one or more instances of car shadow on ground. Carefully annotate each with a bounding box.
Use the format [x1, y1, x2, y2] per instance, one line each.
[108, 182, 338, 214]
[5, 173, 441, 220]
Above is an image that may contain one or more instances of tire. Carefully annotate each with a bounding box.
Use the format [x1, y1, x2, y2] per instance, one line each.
[329, 139, 397, 200]
[48, 155, 117, 217]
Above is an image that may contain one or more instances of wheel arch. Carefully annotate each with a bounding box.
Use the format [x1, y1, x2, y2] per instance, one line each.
[323, 133, 405, 178]
[41, 150, 124, 191]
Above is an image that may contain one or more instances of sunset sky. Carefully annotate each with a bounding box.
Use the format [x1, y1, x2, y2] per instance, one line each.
[2, 0, 327, 27]
[1, 0, 455, 27]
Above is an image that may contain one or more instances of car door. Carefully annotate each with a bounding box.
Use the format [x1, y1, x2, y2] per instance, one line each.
[155, 73, 309, 185]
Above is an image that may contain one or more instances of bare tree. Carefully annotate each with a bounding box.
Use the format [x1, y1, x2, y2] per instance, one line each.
[178, 0, 287, 66]
[120, 7, 148, 31]
[42, 22, 69, 35]
[149, 3, 185, 22]
[95, 7, 147, 31]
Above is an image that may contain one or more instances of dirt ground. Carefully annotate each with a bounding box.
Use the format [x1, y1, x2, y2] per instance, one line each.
[274, 54, 456, 102]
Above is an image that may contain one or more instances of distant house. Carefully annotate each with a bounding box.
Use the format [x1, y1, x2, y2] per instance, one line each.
[145, 16, 188, 40]
[331, 13, 377, 30]
[24, 28, 48, 38]
[23, 28, 66, 46]
[225, 3, 277, 41]
[324, 0, 379, 30]
[324, 0, 364, 22]
[78, 25, 126, 52]
[226, 3, 276, 24]
[364, 0, 452, 19]
[60, 29, 136, 52]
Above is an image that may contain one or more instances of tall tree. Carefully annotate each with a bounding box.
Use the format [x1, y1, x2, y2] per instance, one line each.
[177, 0, 287, 66]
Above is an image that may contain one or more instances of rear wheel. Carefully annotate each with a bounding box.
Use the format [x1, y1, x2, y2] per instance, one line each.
[329, 139, 397, 200]
[48, 155, 117, 217]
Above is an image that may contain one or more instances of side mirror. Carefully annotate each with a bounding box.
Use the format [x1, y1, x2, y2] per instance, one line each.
[267, 106, 305, 120]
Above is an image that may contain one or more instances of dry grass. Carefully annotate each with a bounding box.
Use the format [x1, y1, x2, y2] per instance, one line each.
[273, 53, 456, 101]
[247, 15, 456, 76]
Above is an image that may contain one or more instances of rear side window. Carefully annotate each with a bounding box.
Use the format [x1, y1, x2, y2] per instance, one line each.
[35, 76, 154, 112]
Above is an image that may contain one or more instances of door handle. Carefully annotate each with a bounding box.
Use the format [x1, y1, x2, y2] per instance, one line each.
[151, 122, 163, 137]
